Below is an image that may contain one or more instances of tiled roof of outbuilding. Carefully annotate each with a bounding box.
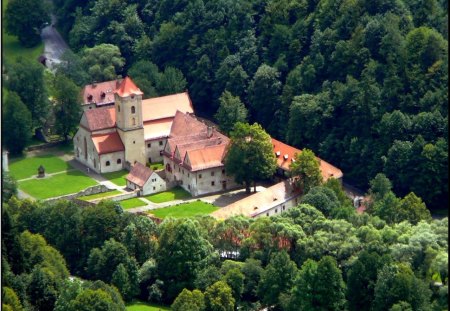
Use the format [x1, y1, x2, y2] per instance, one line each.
[126, 162, 153, 188]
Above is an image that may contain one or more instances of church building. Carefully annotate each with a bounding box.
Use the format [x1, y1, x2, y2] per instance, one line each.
[73, 77, 193, 173]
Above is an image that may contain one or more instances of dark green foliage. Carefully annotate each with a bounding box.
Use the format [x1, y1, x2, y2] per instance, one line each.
[225, 122, 277, 193]
[86, 239, 139, 301]
[156, 218, 214, 302]
[80, 44, 125, 82]
[347, 251, 391, 311]
[288, 256, 347, 311]
[2, 92, 32, 154]
[5, 0, 50, 47]
[257, 251, 298, 309]
[290, 149, 323, 194]
[214, 91, 248, 134]
[53, 74, 82, 140]
[373, 264, 432, 311]
[5, 58, 49, 129]
[301, 186, 340, 216]
[2, 172, 18, 202]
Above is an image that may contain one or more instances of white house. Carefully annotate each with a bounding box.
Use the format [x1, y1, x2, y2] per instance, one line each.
[126, 162, 167, 196]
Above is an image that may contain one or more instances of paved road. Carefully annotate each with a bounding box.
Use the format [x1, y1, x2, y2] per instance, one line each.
[40, 14, 69, 71]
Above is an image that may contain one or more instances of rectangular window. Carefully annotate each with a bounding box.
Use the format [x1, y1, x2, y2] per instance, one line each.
[153, 187, 156, 190]
[211, 171, 215, 176]
[222, 169, 225, 174]
[147, 143, 151, 148]
[188, 185, 191, 189]
[199, 174, 202, 179]
[159, 141, 163, 146]
[275, 209, 278, 213]
[160, 151, 163, 156]
[211, 181, 215, 186]
[266, 213, 269, 216]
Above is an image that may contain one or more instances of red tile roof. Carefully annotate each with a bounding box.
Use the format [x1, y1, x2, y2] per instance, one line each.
[142, 93, 194, 122]
[81, 79, 121, 106]
[211, 179, 300, 220]
[165, 112, 229, 170]
[126, 162, 153, 187]
[115, 76, 143, 97]
[271, 138, 343, 180]
[92, 132, 124, 155]
[85, 107, 116, 131]
[186, 144, 227, 171]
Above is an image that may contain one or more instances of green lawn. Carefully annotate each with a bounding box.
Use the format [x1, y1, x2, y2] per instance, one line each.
[147, 162, 164, 170]
[9, 154, 71, 180]
[120, 198, 147, 210]
[149, 200, 218, 219]
[19, 170, 98, 199]
[103, 170, 128, 187]
[2, 0, 44, 65]
[126, 300, 170, 311]
[145, 187, 191, 203]
[78, 190, 121, 201]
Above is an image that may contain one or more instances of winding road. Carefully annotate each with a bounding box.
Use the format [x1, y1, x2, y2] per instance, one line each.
[40, 14, 69, 71]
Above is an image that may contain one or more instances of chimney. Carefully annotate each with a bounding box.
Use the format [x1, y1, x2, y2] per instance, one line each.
[207, 126, 213, 138]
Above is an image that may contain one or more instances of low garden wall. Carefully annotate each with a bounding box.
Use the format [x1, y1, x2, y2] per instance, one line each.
[44, 184, 111, 203]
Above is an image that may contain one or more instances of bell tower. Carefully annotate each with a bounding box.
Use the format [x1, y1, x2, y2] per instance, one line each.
[114, 77, 146, 166]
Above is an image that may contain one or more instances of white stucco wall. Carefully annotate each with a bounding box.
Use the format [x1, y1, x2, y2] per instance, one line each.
[145, 138, 167, 164]
[163, 156, 238, 196]
[142, 172, 167, 195]
[254, 195, 300, 218]
[99, 152, 125, 173]
[74, 128, 101, 173]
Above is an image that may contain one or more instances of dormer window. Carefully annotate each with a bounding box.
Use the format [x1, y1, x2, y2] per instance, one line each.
[87, 94, 93, 101]
[131, 106, 135, 114]
[276, 151, 280, 157]
[283, 154, 289, 160]
[100, 92, 106, 98]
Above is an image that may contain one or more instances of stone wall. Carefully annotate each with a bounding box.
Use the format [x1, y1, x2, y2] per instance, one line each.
[91, 190, 139, 203]
[44, 184, 111, 203]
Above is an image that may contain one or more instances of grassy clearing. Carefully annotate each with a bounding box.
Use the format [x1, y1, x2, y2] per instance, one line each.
[126, 300, 170, 311]
[9, 154, 71, 180]
[147, 162, 164, 170]
[78, 190, 121, 201]
[2, 0, 44, 65]
[149, 200, 218, 219]
[19, 170, 97, 199]
[120, 198, 147, 210]
[145, 186, 191, 203]
[103, 170, 128, 187]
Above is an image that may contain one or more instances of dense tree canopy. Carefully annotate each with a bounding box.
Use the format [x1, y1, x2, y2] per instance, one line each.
[225, 122, 277, 193]
[5, 0, 50, 47]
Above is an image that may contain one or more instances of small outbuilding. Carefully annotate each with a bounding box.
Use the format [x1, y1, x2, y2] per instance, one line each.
[126, 162, 166, 196]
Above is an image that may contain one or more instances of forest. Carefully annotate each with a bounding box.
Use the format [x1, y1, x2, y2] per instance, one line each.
[2, 174, 448, 310]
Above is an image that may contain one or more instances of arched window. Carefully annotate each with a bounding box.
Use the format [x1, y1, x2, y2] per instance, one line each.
[106, 161, 110, 166]
[131, 106, 135, 114]
[132, 118, 136, 126]
[117, 159, 122, 164]
[118, 105, 120, 112]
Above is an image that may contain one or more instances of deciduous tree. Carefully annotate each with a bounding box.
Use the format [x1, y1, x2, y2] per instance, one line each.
[290, 149, 323, 194]
[225, 122, 276, 193]
[214, 91, 248, 134]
